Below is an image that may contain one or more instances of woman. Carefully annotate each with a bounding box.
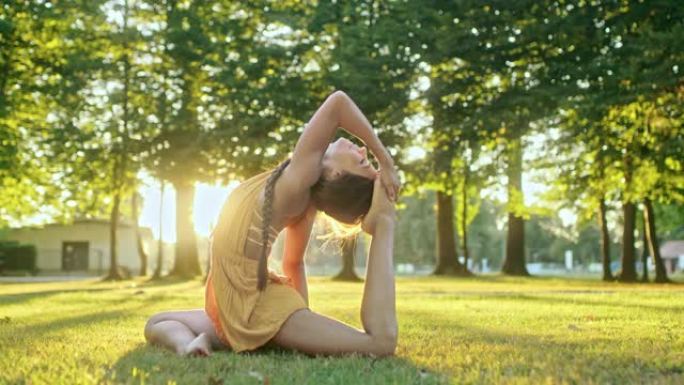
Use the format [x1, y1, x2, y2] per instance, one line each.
[144, 90, 400, 357]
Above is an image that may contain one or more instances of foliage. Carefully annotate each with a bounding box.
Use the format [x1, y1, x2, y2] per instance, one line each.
[394, 193, 437, 266]
[0, 0, 682, 279]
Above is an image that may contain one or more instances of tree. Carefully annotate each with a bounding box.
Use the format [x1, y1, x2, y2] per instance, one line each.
[306, 0, 415, 279]
[394, 193, 437, 267]
[333, 236, 362, 281]
[0, 1, 108, 226]
[131, 191, 149, 276]
[433, 190, 464, 275]
[152, 180, 166, 279]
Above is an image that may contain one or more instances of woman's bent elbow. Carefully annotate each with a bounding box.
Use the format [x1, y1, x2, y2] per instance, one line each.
[370, 328, 398, 357]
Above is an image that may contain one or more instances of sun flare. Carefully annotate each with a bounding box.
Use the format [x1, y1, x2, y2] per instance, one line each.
[138, 173, 238, 242]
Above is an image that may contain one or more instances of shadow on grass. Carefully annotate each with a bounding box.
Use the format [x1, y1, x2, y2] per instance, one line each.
[400, 308, 684, 383]
[0, 276, 203, 308]
[0, 287, 114, 306]
[402, 288, 684, 315]
[481, 292, 684, 315]
[5, 303, 150, 343]
[106, 343, 447, 385]
[413, 273, 683, 286]
[138, 276, 198, 285]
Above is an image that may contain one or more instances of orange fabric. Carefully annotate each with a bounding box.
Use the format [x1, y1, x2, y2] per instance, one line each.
[204, 273, 230, 346]
[206, 169, 308, 352]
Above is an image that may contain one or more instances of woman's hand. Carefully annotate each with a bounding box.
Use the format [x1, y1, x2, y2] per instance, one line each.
[268, 270, 294, 287]
[362, 176, 397, 235]
[377, 162, 401, 202]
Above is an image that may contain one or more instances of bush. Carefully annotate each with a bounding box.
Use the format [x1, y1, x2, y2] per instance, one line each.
[0, 243, 38, 274]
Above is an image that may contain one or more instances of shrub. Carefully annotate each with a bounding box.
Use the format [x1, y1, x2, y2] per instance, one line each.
[0, 243, 38, 274]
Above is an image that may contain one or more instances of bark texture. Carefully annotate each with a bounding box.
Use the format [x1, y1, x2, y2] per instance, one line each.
[434, 191, 467, 275]
[334, 235, 361, 281]
[171, 180, 200, 278]
[643, 199, 670, 283]
[598, 198, 613, 281]
[502, 137, 529, 276]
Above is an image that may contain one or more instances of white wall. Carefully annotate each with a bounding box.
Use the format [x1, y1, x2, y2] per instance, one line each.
[5, 223, 151, 273]
[6, 222, 212, 275]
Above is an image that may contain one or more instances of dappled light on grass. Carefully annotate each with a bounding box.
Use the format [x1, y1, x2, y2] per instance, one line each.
[1, 277, 683, 384]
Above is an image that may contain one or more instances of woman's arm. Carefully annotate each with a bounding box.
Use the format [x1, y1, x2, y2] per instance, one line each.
[287, 91, 395, 190]
[281, 205, 316, 305]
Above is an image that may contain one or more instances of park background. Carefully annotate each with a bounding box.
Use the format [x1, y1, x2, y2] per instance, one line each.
[1, 1, 683, 384]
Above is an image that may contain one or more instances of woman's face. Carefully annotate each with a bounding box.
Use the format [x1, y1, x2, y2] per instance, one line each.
[323, 138, 377, 180]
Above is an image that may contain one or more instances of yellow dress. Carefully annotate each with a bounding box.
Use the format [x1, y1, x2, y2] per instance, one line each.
[205, 169, 308, 352]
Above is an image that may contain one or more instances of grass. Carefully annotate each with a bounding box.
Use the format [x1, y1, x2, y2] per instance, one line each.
[1, 275, 683, 385]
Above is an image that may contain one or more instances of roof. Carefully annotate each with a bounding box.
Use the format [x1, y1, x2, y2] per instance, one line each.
[8, 218, 154, 239]
[660, 240, 684, 259]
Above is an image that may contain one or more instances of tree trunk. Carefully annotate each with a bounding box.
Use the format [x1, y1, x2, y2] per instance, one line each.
[434, 191, 467, 275]
[643, 198, 670, 283]
[0, 24, 13, 116]
[153, 180, 165, 279]
[334, 235, 361, 281]
[171, 180, 200, 278]
[131, 192, 148, 276]
[640, 216, 649, 282]
[107, 186, 123, 280]
[461, 165, 470, 273]
[618, 201, 637, 282]
[598, 198, 613, 281]
[106, 0, 129, 282]
[502, 136, 529, 276]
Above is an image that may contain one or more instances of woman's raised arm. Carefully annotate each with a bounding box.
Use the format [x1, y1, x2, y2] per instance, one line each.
[287, 91, 395, 191]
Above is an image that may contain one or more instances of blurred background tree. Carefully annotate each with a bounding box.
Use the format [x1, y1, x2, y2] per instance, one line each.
[0, 0, 681, 282]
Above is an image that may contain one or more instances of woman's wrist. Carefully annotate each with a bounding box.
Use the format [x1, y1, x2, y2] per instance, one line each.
[374, 145, 394, 168]
[375, 213, 397, 231]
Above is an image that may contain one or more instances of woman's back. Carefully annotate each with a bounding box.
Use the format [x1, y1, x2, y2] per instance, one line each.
[211, 163, 309, 263]
[211, 169, 275, 263]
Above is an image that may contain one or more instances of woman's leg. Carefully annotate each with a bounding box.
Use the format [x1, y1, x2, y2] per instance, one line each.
[144, 309, 227, 356]
[271, 218, 397, 356]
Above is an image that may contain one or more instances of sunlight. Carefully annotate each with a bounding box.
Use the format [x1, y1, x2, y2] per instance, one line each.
[193, 182, 237, 236]
[405, 146, 427, 162]
[481, 172, 578, 226]
[558, 208, 577, 227]
[138, 173, 237, 242]
[522, 174, 547, 207]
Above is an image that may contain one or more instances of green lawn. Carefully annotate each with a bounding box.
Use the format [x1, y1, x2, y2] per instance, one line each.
[1, 275, 683, 385]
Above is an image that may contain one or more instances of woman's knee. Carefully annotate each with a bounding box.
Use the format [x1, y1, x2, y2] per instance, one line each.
[144, 311, 170, 342]
[143, 310, 216, 343]
[145, 311, 176, 342]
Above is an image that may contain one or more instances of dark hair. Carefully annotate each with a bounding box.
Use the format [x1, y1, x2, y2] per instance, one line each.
[310, 173, 374, 225]
[256, 159, 374, 290]
[257, 158, 291, 291]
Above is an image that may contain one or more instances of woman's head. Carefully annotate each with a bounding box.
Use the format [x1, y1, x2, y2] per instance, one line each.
[311, 138, 376, 224]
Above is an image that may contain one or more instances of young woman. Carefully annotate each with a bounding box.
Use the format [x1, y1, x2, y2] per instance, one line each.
[144, 90, 400, 357]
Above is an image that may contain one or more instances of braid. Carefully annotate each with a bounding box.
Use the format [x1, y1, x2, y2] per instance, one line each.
[257, 158, 291, 290]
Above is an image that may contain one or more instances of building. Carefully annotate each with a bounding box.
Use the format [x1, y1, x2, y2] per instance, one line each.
[660, 240, 684, 274]
[3, 219, 157, 275]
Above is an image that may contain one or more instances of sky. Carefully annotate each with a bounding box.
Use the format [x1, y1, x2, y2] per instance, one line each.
[138, 173, 238, 242]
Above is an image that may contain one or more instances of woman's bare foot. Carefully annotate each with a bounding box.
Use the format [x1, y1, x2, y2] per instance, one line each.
[181, 332, 212, 357]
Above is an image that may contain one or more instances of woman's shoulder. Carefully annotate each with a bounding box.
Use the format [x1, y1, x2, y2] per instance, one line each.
[233, 169, 274, 192]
